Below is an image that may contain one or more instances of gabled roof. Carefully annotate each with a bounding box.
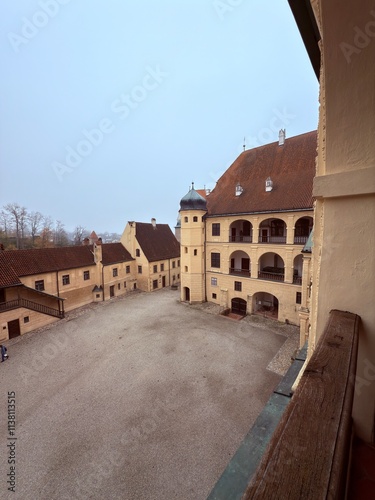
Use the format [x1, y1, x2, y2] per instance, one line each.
[0, 246, 95, 277]
[101, 243, 134, 265]
[135, 223, 180, 262]
[0, 252, 22, 288]
[206, 130, 317, 216]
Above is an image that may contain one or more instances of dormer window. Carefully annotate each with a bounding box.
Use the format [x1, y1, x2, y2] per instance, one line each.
[235, 183, 243, 196]
[265, 177, 273, 192]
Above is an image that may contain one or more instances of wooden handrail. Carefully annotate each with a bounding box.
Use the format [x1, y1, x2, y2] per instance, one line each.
[243, 309, 360, 499]
[0, 298, 63, 318]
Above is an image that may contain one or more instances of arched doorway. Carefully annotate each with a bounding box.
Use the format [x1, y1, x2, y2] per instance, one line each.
[253, 292, 279, 320]
[184, 287, 190, 301]
[231, 297, 247, 316]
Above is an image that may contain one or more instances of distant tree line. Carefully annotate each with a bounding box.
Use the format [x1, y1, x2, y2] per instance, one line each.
[0, 203, 89, 250]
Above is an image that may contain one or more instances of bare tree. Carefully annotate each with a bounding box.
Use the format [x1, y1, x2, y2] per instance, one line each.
[39, 216, 54, 248]
[54, 220, 69, 247]
[73, 225, 87, 246]
[28, 211, 44, 246]
[3, 203, 27, 249]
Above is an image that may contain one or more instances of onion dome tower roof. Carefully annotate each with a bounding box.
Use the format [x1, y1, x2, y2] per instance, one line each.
[180, 184, 207, 211]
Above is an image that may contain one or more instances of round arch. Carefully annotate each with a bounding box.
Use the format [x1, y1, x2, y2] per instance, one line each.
[258, 252, 285, 282]
[229, 219, 253, 242]
[258, 217, 287, 244]
[294, 216, 313, 244]
[252, 292, 279, 320]
[231, 297, 247, 316]
[229, 250, 251, 277]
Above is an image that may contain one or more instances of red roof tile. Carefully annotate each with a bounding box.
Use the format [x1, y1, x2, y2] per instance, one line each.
[135, 223, 180, 262]
[101, 243, 134, 265]
[206, 130, 317, 216]
[1, 246, 95, 277]
[0, 253, 22, 288]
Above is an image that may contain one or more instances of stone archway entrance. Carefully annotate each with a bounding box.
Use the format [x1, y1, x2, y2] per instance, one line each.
[253, 292, 279, 320]
[231, 297, 247, 316]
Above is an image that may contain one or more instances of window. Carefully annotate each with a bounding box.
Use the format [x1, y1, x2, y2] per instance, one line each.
[177, 260, 180, 266]
[113, 268, 118, 277]
[35, 280, 45, 291]
[62, 275, 70, 286]
[184, 247, 188, 254]
[153, 280, 158, 290]
[271, 220, 285, 236]
[172, 261, 176, 268]
[211, 252, 220, 268]
[126, 265, 130, 274]
[118, 283, 121, 290]
[184, 216, 188, 223]
[83, 270, 90, 281]
[133, 283, 137, 290]
[124, 282, 127, 288]
[234, 281, 242, 291]
[193, 216, 198, 222]
[194, 249, 197, 256]
[24, 316, 30, 323]
[96, 294, 100, 298]
[177, 274, 180, 279]
[296, 292, 302, 304]
[211, 277, 217, 286]
[138, 265, 142, 274]
[212, 293, 217, 299]
[136, 249, 140, 257]
[212, 223, 220, 236]
[172, 275, 176, 281]
[160, 263, 164, 271]
[153, 264, 157, 273]
[184, 266, 188, 272]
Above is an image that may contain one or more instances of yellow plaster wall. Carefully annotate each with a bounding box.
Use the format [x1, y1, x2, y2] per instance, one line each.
[0, 308, 58, 341]
[310, 0, 375, 441]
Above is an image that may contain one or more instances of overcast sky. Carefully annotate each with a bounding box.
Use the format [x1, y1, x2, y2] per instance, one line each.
[0, 0, 318, 234]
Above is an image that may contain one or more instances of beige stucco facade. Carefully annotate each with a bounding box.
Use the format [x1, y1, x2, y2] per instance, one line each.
[307, 0, 375, 442]
[121, 222, 180, 293]
[181, 207, 313, 326]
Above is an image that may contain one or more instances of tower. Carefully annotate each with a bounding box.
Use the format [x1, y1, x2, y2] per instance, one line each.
[179, 185, 207, 303]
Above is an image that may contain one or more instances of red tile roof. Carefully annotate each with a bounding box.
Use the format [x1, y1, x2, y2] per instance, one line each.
[101, 243, 134, 265]
[196, 189, 207, 199]
[0, 246, 95, 277]
[135, 223, 180, 262]
[206, 130, 317, 216]
[0, 252, 22, 288]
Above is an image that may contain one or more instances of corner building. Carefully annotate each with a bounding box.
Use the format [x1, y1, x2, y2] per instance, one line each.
[180, 130, 317, 329]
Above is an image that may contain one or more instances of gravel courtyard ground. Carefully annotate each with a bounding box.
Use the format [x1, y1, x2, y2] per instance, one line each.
[0, 288, 298, 500]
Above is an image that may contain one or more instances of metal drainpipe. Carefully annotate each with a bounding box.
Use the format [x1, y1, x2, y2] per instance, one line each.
[169, 259, 171, 287]
[102, 264, 105, 301]
[56, 271, 60, 297]
[204, 216, 207, 302]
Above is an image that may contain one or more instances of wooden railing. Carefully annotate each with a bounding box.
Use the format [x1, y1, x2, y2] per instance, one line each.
[229, 235, 253, 243]
[0, 298, 63, 318]
[243, 310, 360, 499]
[229, 268, 251, 277]
[258, 271, 284, 282]
[293, 275, 302, 285]
[258, 235, 287, 244]
[294, 235, 309, 244]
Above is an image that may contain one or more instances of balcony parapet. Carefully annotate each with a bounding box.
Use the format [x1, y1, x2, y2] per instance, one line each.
[229, 268, 251, 278]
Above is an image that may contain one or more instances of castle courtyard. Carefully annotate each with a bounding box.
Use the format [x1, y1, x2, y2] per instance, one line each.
[0, 288, 297, 500]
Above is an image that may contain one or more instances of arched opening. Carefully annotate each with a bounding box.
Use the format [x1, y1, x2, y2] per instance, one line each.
[294, 216, 313, 244]
[259, 218, 287, 244]
[258, 252, 285, 282]
[229, 250, 251, 277]
[293, 254, 303, 285]
[253, 292, 279, 320]
[184, 287, 190, 302]
[231, 297, 247, 316]
[229, 219, 253, 242]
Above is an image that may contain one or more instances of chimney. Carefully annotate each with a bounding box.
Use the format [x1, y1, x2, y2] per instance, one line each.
[151, 218, 156, 229]
[278, 129, 286, 146]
